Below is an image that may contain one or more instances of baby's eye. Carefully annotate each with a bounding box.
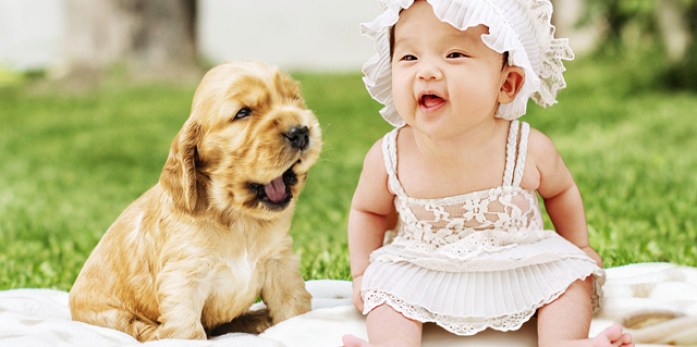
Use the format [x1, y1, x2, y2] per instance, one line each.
[400, 54, 417, 62]
[446, 52, 469, 59]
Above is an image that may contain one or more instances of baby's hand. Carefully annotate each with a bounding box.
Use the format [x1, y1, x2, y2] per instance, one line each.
[581, 246, 603, 267]
[351, 275, 364, 312]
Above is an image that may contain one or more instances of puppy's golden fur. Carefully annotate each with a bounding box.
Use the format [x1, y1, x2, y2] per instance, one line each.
[69, 61, 321, 341]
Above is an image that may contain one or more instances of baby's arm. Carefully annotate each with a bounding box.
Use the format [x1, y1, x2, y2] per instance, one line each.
[530, 129, 602, 266]
[347, 139, 397, 311]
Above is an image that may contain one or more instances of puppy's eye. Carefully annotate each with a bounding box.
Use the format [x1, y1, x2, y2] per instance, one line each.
[234, 107, 252, 120]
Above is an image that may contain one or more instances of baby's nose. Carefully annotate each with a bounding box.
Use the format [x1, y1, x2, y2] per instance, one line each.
[417, 62, 443, 81]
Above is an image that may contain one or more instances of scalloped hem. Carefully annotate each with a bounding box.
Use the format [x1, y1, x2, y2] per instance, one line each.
[362, 270, 602, 336]
[364, 290, 535, 335]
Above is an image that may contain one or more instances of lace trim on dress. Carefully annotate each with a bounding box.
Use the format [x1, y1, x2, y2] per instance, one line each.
[391, 188, 546, 255]
[362, 288, 536, 335]
[380, 122, 544, 255]
[364, 289, 536, 335]
[362, 270, 602, 336]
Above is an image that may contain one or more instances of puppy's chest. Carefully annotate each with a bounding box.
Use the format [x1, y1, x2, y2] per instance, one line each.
[209, 253, 264, 299]
[201, 254, 265, 327]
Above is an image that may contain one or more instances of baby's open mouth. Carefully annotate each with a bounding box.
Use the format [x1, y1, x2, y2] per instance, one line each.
[249, 163, 299, 210]
[419, 94, 445, 110]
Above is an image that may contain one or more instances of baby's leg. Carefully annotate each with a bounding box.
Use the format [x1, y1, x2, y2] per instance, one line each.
[342, 304, 422, 347]
[537, 278, 633, 347]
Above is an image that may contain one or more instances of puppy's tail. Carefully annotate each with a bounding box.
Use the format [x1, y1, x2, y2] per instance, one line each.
[209, 308, 273, 336]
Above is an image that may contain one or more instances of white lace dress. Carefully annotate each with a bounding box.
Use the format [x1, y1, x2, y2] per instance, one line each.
[361, 120, 604, 335]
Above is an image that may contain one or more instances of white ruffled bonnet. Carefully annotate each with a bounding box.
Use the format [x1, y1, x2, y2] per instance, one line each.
[361, 0, 574, 126]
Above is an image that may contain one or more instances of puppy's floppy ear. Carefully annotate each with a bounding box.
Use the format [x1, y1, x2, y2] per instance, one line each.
[160, 120, 202, 211]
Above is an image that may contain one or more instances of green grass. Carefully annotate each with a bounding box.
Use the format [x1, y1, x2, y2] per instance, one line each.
[1, 57, 696, 291]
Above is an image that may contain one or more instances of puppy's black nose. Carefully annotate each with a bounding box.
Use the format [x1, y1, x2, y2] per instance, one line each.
[285, 126, 309, 150]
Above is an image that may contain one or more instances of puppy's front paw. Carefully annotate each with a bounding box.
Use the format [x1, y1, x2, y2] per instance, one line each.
[157, 322, 207, 340]
[270, 288, 312, 325]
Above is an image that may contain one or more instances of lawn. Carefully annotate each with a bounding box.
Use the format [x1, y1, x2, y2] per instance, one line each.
[1, 57, 696, 291]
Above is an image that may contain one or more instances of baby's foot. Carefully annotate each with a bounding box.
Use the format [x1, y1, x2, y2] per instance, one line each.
[590, 323, 633, 347]
[341, 334, 369, 347]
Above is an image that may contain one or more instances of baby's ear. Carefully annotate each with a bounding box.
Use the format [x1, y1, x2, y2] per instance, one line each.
[498, 66, 525, 104]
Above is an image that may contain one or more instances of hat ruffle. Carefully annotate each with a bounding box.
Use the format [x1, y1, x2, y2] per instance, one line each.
[361, 0, 574, 126]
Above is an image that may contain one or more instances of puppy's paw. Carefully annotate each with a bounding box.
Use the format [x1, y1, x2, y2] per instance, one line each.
[132, 320, 161, 342]
[157, 322, 207, 340]
[209, 308, 273, 336]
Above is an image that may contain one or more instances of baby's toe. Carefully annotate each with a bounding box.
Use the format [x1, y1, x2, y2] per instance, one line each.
[342, 334, 368, 347]
[603, 323, 625, 341]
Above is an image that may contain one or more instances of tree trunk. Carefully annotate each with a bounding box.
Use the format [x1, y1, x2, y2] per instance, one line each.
[671, 0, 697, 89]
[550, 0, 601, 56]
[655, 0, 690, 63]
[63, 0, 197, 78]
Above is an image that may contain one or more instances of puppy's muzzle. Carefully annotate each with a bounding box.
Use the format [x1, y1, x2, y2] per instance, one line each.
[249, 167, 298, 210]
[284, 126, 309, 150]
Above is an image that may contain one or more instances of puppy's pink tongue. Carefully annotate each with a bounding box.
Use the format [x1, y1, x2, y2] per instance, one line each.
[264, 176, 287, 203]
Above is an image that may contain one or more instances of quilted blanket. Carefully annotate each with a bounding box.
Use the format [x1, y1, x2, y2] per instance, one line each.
[1, 263, 695, 347]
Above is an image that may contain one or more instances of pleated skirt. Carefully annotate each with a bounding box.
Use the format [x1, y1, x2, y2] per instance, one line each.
[360, 232, 604, 336]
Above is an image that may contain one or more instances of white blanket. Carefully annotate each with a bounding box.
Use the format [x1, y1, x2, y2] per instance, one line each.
[1, 263, 696, 347]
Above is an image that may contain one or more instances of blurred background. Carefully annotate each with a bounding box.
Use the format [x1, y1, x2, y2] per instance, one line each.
[1, 0, 696, 290]
[0, 0, 380, 78]
[1, 0, 694, 83]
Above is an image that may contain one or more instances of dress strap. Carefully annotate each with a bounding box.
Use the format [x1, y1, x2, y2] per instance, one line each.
[502, 120, 519, 186]
[502, 121, 531, 187]
[381, 127, 407, 197]
[512, 122, 530, 187]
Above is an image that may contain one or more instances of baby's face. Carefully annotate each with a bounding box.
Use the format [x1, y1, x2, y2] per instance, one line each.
[390, 0, 509, 137]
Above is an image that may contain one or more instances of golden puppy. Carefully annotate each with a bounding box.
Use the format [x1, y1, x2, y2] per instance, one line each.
[69, 61, 321, 341]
